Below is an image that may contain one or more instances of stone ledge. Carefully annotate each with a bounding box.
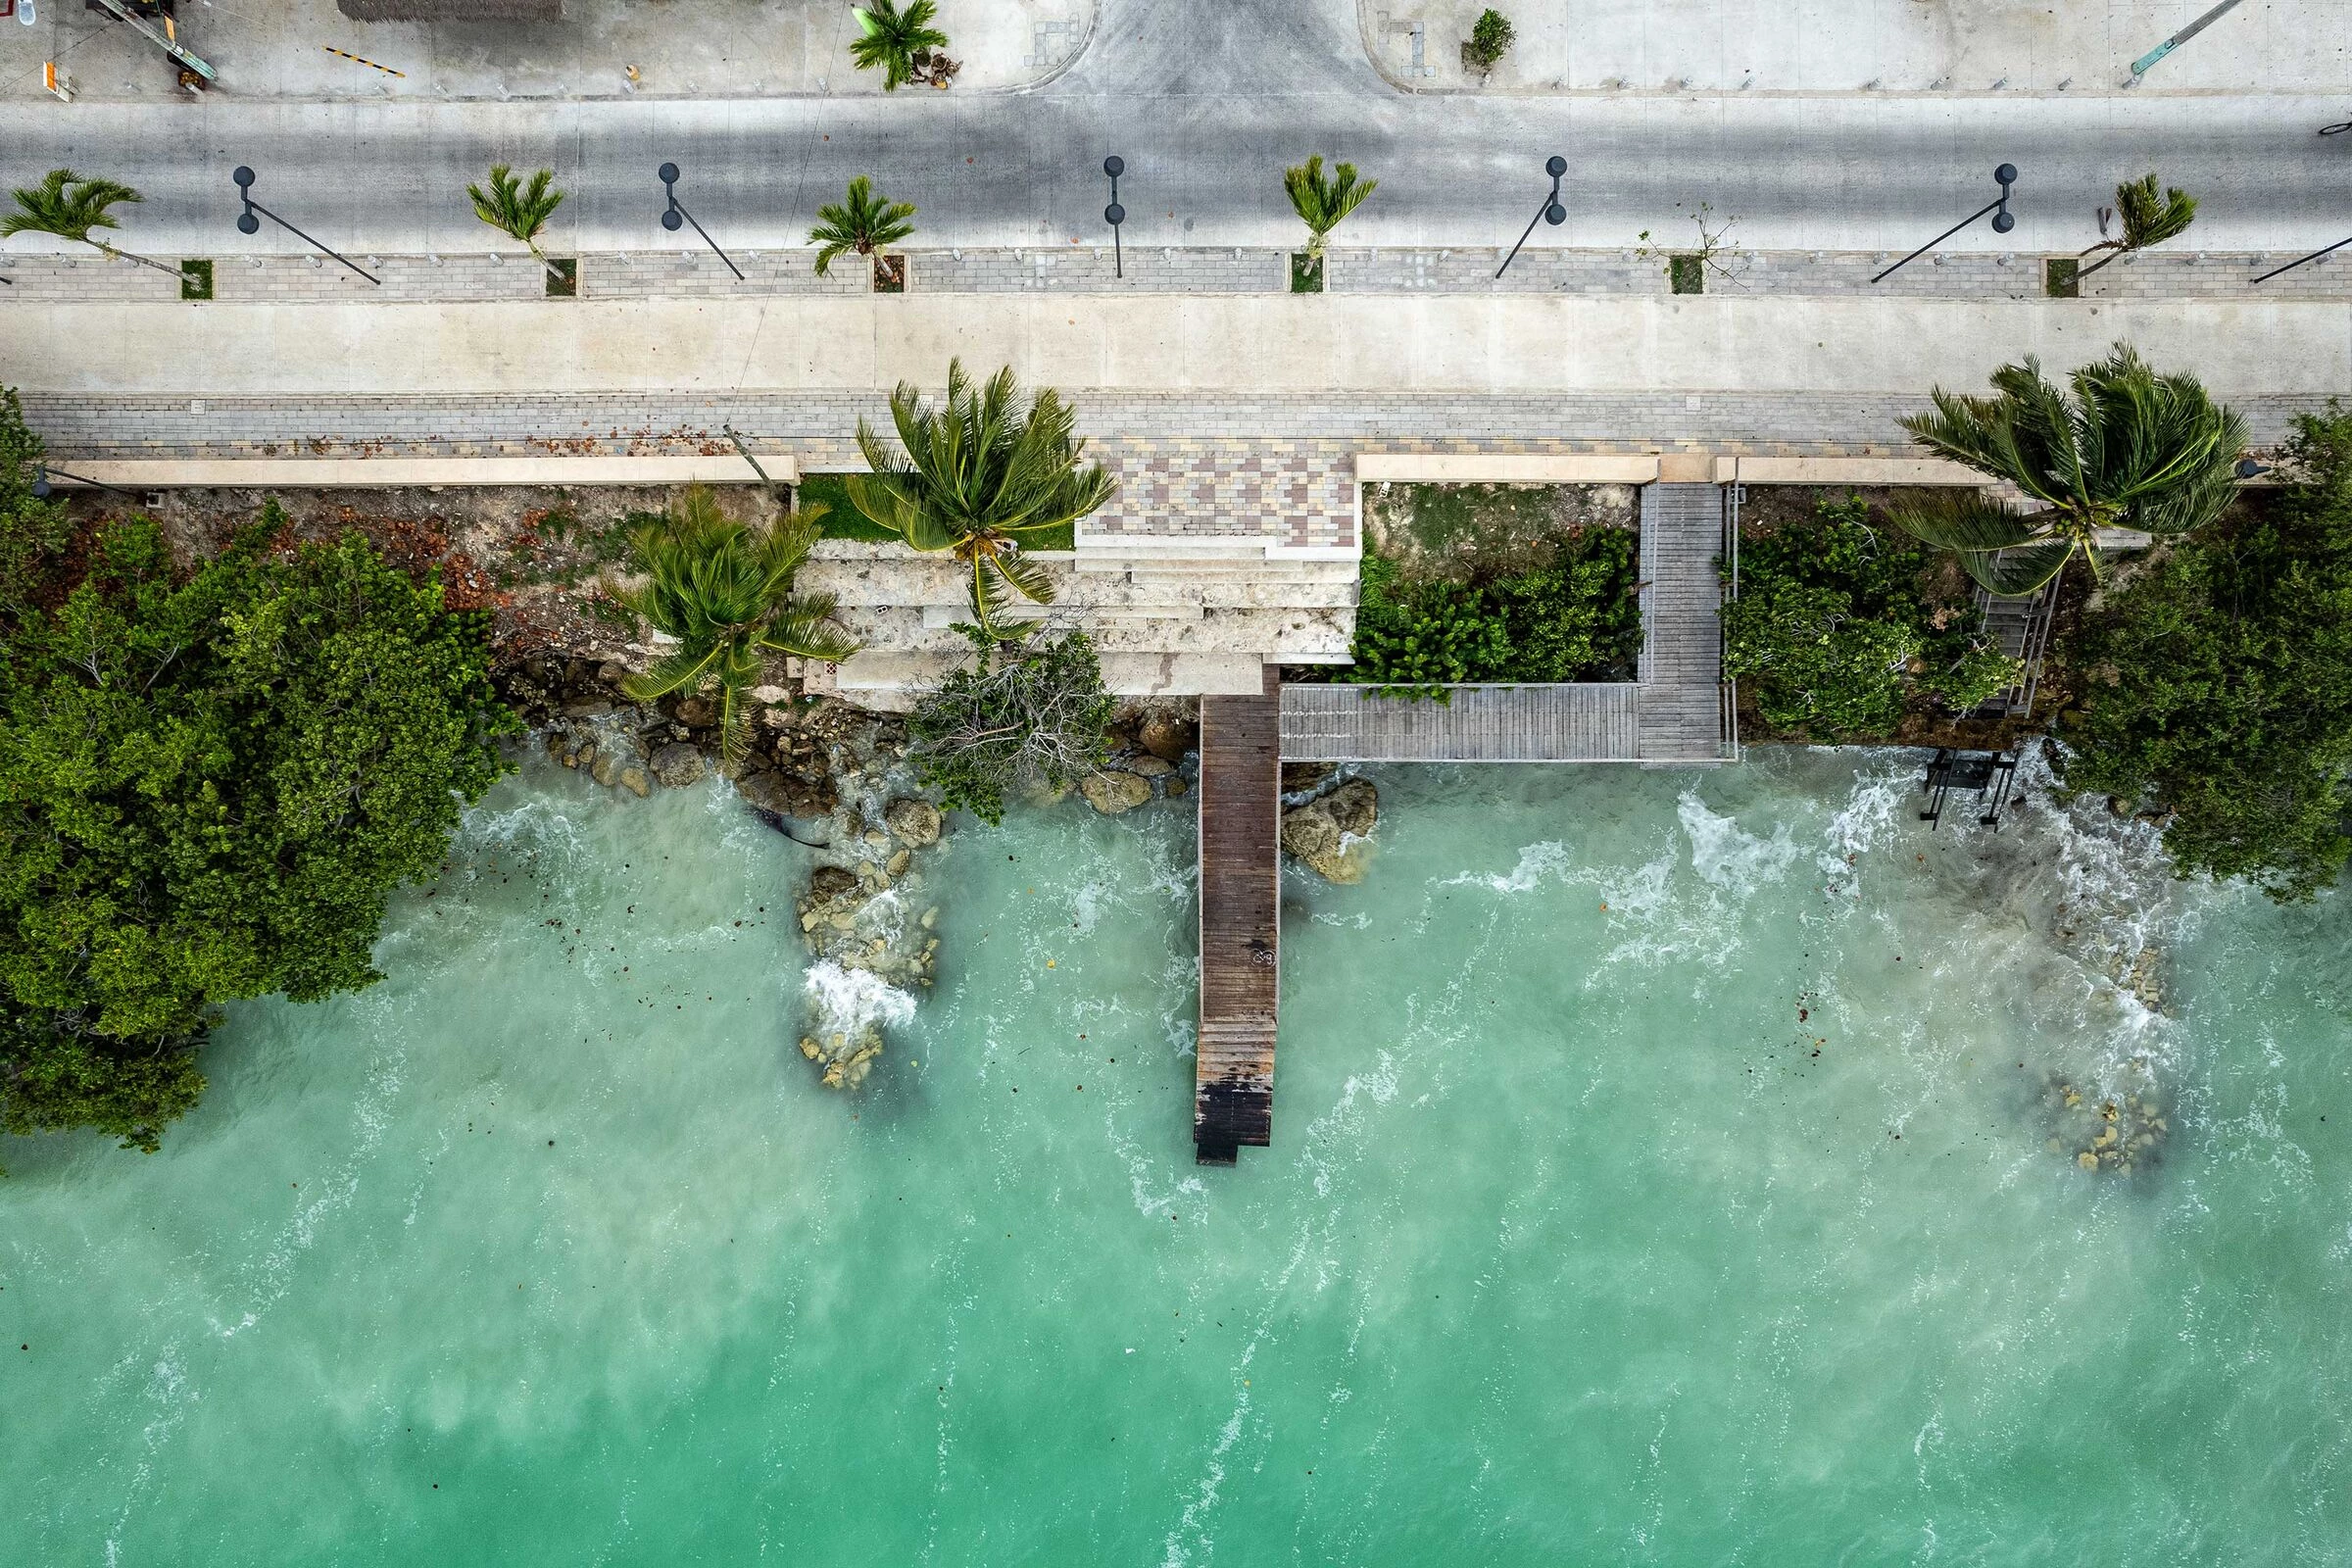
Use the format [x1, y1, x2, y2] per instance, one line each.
[47, 455, 797, 489]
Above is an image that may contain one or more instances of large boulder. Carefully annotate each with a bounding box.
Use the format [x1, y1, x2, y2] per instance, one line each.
[738, 766, 834, 819]
[1139, 709, 1198, 762]
[884, 797, 943, 846]
[1282, 779, 1379, 883]
[1081, 769, 1154, 815]
[648, 743, 706, 788]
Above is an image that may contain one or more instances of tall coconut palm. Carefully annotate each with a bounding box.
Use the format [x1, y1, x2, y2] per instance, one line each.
[1886, 344, 2247, 597]
[3, 169, 184, 278]
[845, 360, 1117, 635]
[1285, 155, 1377, 262]
[610, 486, 858, 764]
[808, 176, 916, 280]
[2079, 172, 2197, 279]
[849, 0, 949, 90]
[466, 165, 567, 284]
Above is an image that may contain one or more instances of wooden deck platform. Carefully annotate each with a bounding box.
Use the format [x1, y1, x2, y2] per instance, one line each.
[1194, 666, 1282, 1165]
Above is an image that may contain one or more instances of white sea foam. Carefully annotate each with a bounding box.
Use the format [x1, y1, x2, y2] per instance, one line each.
[1679, 793, 1801, 891]
[802, 959, 918, 1039]
[1446, 839, 1576, 894]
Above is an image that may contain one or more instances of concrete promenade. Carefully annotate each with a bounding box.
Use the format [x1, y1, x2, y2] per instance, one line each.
[9, 295, 2340, 405]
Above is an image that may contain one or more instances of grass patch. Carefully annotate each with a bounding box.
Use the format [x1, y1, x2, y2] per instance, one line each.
[1290, 252, 1325, 293]
[793, 472, 1075, 551]
[1668, 255, 1704, 295]
[179, 259, 213, 301]
[2044, 257, 2081, 298]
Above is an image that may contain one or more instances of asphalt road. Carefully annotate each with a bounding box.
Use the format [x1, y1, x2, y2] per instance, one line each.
[3, 0, 2349, 261]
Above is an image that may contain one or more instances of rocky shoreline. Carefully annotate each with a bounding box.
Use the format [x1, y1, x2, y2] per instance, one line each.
[495, 658, 1231, 1087]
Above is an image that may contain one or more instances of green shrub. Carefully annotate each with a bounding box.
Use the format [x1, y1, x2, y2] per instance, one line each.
[1466, 9, 1515, 72]
[0, 413, 515, 1151]
[908, 626, 1115, 826]
[1723, 581, 1917, 736]
[1348, 527, 1641, 696]
[1724, 493, 2001, 738]
[2055, 407, 2352, 901]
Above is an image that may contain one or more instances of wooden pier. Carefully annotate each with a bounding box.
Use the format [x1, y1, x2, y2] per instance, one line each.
[1193, 666, 1282, 1164]
[1192, 480, 1735, 1164]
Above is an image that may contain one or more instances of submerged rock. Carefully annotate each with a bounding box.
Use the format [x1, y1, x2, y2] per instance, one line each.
[1082, 770, 1154, 815]
[1282, 778, 1379, 883]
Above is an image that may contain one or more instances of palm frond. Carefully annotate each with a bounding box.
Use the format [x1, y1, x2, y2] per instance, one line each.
[1968, 541, 2079, 598]
[1898, 343, 2240, 585]
[1884, 493, 2045, 555]
[4, 168, 139, 243]
[848, 0, 950, 90]
[1284, 156, 1377, 258]
[2115, 172, 2197, 251]
[808, 175, 917, 276]
[852, 359, 1112, 624]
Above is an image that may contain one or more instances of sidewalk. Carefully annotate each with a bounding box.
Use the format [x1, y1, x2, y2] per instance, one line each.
[1363, 0, 2352, 95]
[8, 0, 1093, 103]
[8, 244, 2348, 303]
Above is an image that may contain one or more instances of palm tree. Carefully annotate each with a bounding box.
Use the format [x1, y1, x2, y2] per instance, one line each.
[1886, 344, 2247, 597]
[3, 169, 184, 278]
[849, 0, 950, 91]
[1285, 155, 1377, 263]
[845, 360, 1117, 635]
[2079, 173, 2197, 279]
[466, 165, 567, 284]
[610, 486, 859, 764]
[808, 176, 916, 282]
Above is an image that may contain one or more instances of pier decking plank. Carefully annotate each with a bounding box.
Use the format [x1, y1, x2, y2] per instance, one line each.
[1194, 667, 1283, 1164]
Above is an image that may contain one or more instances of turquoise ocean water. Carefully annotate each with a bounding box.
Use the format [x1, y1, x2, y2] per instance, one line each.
[5, 750, 2349, 1564]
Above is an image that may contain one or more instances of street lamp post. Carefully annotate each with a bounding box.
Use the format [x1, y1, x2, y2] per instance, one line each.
[659, 163, 745, 281]
[1102, 157, 1127, 279]
[30, 464, 139, 500]
[1495, 155, 1568, 279]
[1872, 164, 2017, 283]
[2253, 232, 2352, 285]
[232, 167, 381, 285]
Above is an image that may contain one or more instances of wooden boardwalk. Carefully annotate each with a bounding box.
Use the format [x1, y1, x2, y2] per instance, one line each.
[1194, 667, 1282, 1165]
[1275, 484, 1733, 764]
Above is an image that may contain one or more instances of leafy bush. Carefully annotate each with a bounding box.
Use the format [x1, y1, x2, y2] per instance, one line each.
[1466, 9, 1515, 72]
[1348, 526, 1641, 696]
[2055, 407, 2352, 901]
[0, 423, 515, 1151]
[1723, 493, 2014, 738]
[1724, 580, 1917, 735]
[907, 626, 1115, 825]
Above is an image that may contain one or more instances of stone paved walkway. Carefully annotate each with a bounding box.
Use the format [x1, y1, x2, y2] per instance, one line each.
[6, 246, 2344, 302]
[25, 390, 2332, 554]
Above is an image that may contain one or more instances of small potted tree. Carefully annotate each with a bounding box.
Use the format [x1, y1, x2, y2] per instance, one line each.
[810, 175, 916, 293]
[1284, 156, 1377, 293]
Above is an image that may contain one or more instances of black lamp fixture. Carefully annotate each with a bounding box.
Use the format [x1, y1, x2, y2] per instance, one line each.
[659, 163, 745, 281]
[31, 464, 139, 500]
[232, 166, 382, 285]
[1495, 155, 1569, 278]
[1874, 164, 2017, 283]
[2253, 232, 2352, 285]
[1102, 156, 1127, 278]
